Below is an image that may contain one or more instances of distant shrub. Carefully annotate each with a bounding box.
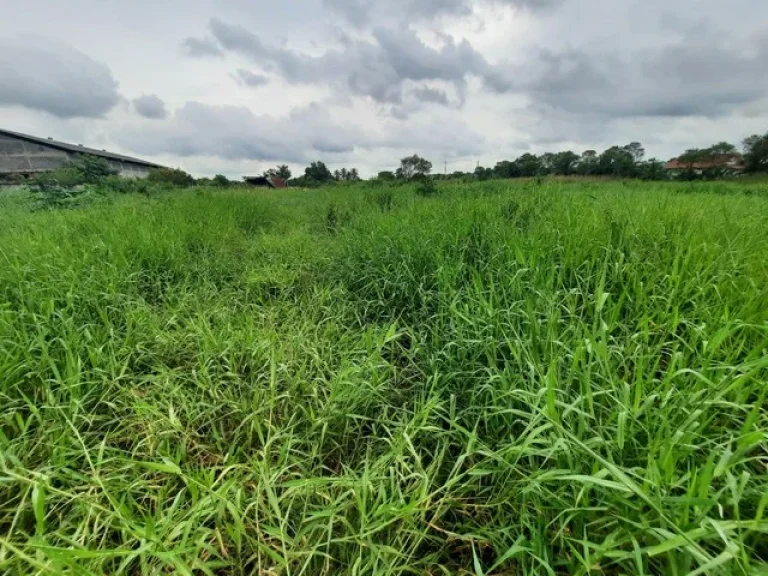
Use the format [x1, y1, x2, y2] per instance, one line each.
[414, 175, 438, 196]
[148, 167, 195, 187]
[212, 174, 231, 187]
[97, 175, 154, 195]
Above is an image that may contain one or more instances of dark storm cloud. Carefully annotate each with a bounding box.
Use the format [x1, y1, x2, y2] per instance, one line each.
[234, 69, 270, 87]
[509, 29, 768, 119]
[182, 36, 223, 57]
[203, 18, 495, 105]
[0, 37, 120, 118]
[133, 94, 168, 119]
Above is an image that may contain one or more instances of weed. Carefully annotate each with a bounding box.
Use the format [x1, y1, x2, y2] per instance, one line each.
[1, 179, 767, 575]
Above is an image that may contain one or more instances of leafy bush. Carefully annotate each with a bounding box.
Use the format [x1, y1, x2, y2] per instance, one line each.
[147, 167, 195, 187]
[29, 181, 103, 210]
[96, 176, 154, 195]
[414, 174, 438, 196]
[212, 174, 231, 187]
[76, 155, 118, 183]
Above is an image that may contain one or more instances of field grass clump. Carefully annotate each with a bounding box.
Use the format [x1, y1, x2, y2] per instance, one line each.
[1, 179, 767, 575]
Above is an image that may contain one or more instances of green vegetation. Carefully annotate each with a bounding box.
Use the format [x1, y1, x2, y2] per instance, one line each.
[1, 179, 767, 575]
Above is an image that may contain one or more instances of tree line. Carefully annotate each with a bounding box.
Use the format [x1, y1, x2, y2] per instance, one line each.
[251, 130, 768, 188]
[42, 130, 763, 191]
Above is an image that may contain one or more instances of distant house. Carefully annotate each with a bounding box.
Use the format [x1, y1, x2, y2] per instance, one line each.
[243, 176, 287, 188]
[664, 154, 745, 176]
[0, 128, 163, 180]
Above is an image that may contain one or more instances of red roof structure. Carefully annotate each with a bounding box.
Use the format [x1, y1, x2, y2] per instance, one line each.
[665, 154, 745, 171]
[243, 176, 288, 188]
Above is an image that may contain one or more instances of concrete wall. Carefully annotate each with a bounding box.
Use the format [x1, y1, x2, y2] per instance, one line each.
[0, 133, 152, 179]
[0, 133, 71, 174]
[112, 161, 152, 179]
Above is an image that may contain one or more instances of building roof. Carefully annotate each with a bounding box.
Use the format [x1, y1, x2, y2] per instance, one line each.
[665, 154, 745, 171]
[243, 176, 288, 188]
[243, 176, 276, 188]
[0, 127, 163, 168]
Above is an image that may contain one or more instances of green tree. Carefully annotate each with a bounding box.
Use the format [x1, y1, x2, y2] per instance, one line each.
[493, 160, 518, 179]
[276, 165, 292, 180]
[74, 155, 118, 184]
[263, 165, 292, 181]
[474, 166, 493, 181]
[598, 146, 636, 177]
[551, 151, 580, 176]
[707, 142, 737, 156]
[623, 142, 645, 163]
[378, 171, 396, 181]
[539, 153, 556, 175]
[148, 167, 195, 187]
[637, 159, 667, 180]
[396, 155, 432, 180]
[514, 153, 542, 177]
[575, 150, 599, 176]
[212, 174, 230, 187]
[304, 161, 333, 184]
[743, 133, 768, 172]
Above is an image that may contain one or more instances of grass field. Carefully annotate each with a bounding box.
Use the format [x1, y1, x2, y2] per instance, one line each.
[1, 179, 767, 575]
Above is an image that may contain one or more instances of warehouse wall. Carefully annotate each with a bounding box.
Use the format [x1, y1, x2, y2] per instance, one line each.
[0, 133, 71, 174]
[0, 134, 152, 179]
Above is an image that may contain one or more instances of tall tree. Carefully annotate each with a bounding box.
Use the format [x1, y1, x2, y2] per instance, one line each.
[575, 150, 598, 176]
[514, 153, 542, 177]
[276, 165, 292, 180]
[598, 146, 636, 177]
[623, 142, 645, 163]
[396, 155, 432, 179]
[493, 160, 518, 179]
[474, 166, 493, 180]
[707, 142, 737, 156]
[305, 161, 333, 183]
[539, 153, 556, 175]
[551, 151, 580, 176]
[743, 133, 768, 173]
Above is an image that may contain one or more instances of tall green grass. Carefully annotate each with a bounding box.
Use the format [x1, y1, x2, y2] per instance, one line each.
[1, 179, 767, 575]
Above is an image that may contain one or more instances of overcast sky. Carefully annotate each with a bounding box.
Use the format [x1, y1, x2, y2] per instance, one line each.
[1, 0, 767, 177]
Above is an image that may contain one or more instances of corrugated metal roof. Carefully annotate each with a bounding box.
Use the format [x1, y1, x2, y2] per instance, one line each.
[0, 127, 164, 168]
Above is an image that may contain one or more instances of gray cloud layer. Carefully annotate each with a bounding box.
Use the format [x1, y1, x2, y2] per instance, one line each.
[187, 18, 497, 106]
[116, 100, 484, 163]
[511, 29, 768, 119]
[187, 14, 768, 124]
[182, 36, 224, 57]
[0, 37, 120, 118]
[133, 94, 168, 119]
[234, 69, 270, 88]
[323, 0, 561, 26]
